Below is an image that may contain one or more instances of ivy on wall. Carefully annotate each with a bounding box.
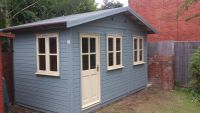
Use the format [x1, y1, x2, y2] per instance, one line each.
[0, 38, 11, 53]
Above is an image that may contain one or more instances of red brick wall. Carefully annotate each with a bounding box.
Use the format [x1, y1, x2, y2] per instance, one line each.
[148, 55, 174, 90]
[0, 41, 4, 113]
[129, 0, 200, 42]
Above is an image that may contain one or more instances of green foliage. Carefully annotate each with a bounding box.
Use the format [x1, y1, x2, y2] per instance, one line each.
[176, 87, 200, 103]
[182, 0, 200, 10]
[185, 13, 200, 21]
[189, 47, 200, 102]
[0, 0, 97, 28]
[177, 0, 200, 21]
[100, 0, 123, 9]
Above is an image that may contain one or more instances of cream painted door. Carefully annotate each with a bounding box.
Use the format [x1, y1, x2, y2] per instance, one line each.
[81, 34, 100, 109]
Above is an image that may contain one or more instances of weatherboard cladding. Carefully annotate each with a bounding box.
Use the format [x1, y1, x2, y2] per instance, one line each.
[13, 14, 148, 113]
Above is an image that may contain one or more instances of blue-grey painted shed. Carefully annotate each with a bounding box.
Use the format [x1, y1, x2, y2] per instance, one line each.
[2, 7, 157, 113]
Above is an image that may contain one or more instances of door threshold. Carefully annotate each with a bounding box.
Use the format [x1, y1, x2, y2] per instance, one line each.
[82, 101, 100, 111]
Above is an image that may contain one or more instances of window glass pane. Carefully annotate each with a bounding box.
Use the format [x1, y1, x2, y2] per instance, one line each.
[108, 53, 114, 66]
[82, 38, 88, 53]
[39, 55, 46, 70]
[49, 37, 57, 53]
[90, 38, 96, 53]
[50, 55, 57, 71]
[39, 38, 45, 53]
[116, 38, 121, 51]
[134, 51, 138, 62]
[139, 50, 143, 61]
[82, 55, 89, 70]
[134, 39, 137, 50]
[116, 52, 121, 65]
[108, 38, 113, 51]
[139, 39, 143, 49]
[90, 54, 96, 69]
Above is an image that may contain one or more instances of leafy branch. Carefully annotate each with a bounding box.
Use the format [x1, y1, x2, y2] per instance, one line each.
[177, 0, 200, 21]
[11, 0, 40, 19]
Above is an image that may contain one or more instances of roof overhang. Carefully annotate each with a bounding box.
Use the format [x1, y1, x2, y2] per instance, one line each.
[1, 7, 158, 34]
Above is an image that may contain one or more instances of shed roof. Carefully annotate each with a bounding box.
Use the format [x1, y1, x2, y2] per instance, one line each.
[1, 7, 157, 34]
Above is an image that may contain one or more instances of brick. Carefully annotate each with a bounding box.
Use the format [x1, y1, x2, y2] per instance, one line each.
[148, 56, 174, 90]
[129, 0, 200, 41]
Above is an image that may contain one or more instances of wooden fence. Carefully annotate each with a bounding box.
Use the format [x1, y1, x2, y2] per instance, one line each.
[148, 41, 200, 87]
[148, 41, 174, 57]
[174, 42, 200, 86]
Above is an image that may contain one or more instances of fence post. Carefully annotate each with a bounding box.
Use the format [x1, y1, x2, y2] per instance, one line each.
[0, 41, 4, 113]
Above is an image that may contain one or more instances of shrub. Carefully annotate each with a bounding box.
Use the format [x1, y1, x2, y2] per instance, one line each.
[189, 47, 200, 93]
[189, 47, 200, 102]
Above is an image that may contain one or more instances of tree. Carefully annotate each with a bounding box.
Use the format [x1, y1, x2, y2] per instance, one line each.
[0, 0, 97, 28]
[178, 0, 200, 21]
[100, 0, 123, 9]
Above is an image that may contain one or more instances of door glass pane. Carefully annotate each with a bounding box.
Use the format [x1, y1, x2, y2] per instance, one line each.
[90, 54, 96, 69]
[134, 51, 137, 62]
[139, 50, 143, 61]
[139, 39, 143, 49]
[108, 38, 113, 51]
[108, 53, 114, 66]
[50, 55, 57, 71]
[134, 39, 137, 50]
[82, 55, 89, 70]
[49, 37, 57, 53]
[82, 38, 88, 53]
[116, 38, 121, 51]
[90, 38, 96, 53]
[39, 55, 46, 70]
[116, 52, 121, 65]
[39, 38, 45, 53]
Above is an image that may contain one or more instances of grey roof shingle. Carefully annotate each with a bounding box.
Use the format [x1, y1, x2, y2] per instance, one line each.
[2, 7, 157, 34]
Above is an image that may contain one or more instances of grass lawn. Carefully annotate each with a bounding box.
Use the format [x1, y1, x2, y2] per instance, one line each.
[94, 87, 200, 113]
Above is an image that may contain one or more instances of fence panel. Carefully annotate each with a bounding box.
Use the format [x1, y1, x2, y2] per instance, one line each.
[148, 41, 174, 57]
[174, 42, 200, 86]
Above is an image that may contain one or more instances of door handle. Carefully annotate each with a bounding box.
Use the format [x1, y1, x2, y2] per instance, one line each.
[97, 65, 99, 72]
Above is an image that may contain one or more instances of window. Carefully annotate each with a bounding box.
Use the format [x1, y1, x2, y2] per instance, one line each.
[107, 35, 123, 70]
[133, 37, 144, 65]
[36, 33, 59, 76]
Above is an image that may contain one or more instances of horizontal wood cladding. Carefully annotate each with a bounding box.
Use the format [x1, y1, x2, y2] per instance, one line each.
[13, 30, 70, 113]
[13, 14, 148, 113]
[71, 14, 148, 113]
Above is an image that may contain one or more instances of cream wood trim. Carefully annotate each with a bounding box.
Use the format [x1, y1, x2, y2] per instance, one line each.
[107, 34, 123, 70]
[80, 33, 101, 110]
[107, 65, 124, 71]
[133, 62, 145, 66]
[133, 36, 144, 65]
[35, 33, 60, 76]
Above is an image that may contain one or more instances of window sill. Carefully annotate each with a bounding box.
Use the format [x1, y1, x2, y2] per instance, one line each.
[133, 62, 145, 66]
[107, 66, 124, 71]
[35, 72, 60, 77]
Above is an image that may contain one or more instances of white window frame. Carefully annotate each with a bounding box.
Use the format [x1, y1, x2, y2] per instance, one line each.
[133, 36, 145, 65]
[107, 34, 123, 70]
[35, 33, 60, 76]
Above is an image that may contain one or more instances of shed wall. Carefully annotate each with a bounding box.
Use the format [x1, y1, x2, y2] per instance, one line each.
[13, 29, 72, 113]
[70, 14, 148, 113]
[13, 14, 148, 113]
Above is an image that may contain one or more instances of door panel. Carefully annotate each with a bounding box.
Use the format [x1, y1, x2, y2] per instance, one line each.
[81, 34, 100, 109]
